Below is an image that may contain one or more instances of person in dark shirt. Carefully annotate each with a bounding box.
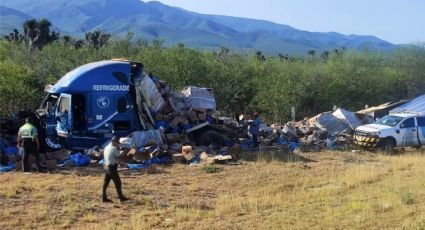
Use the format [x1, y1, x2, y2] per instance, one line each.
[249, 112, 261, 148]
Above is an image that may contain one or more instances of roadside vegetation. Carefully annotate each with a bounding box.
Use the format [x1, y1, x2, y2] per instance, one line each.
[1, 19, 425, 123]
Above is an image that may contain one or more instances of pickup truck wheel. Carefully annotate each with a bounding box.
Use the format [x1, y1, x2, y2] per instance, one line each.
[198, 130, 224, 149]
[381, 138, 395, 155]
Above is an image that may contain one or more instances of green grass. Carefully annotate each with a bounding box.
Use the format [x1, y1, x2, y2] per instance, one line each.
[201, 165, 221, 173]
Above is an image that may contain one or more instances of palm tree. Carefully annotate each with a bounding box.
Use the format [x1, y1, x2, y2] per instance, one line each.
[63, 35, 71, 45]
[4, 29, 24, 43]
[308, 49, 316, 60]
[22, 18, 59, 50]
[85, 29, 111, 49]
[320, 50, 330, 60]
[278, 52, 289, 61]
[74, 39, 84, 49]
[219, 46, 229, 55]
[23, 19, 39, 50]
[255, 50, 265, 61]
[37, 18, 52, 49]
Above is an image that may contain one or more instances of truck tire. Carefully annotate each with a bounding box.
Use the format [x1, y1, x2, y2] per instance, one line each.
[198, 130, 224, 149]
[44, 137, 63, 152]
[381, 138, 395, 155]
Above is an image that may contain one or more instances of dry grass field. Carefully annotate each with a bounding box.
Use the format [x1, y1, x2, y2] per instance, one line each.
[1, 150, 425, 229]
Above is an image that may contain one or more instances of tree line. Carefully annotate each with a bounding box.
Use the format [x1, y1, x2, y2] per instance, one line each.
[1, 19, 425, 123]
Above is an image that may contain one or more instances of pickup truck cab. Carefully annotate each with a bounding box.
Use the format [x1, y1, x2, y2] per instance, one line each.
[354, 113, 425, 151]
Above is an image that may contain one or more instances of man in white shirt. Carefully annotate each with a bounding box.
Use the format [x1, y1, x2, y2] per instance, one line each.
[102, 136, 129, 203]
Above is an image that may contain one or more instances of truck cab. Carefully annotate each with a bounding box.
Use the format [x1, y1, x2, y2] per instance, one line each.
[354, 113, 425, 151]
[37, 60, 144, 150]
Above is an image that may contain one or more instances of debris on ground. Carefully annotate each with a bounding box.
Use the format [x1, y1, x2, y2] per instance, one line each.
[3, 71, 407, 173]
[0, 105, 375, 173]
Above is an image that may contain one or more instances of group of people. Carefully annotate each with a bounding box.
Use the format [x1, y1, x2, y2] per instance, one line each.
[16, 117, 129, 202]
[14, 112, 261, 203]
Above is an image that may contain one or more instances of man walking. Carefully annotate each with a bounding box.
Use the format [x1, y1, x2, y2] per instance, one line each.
[249, 112, 261, 148]
[102, 136, 129, 203]
[17, 117, 42, 172]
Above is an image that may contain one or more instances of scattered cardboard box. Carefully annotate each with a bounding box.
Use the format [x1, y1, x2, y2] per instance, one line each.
[166, 133, 181, 143]
[197, 112, 207, 121]
[154, 113, 164, 121]
[182, 145, 194, 161]
[45, 159, 57, 169]
[127, 148, 151, 162]
[15, 161, 22, 171]
[200, 152, 209, 161]
[169, 116, 189, 128]
[172, 153, 184, 163]
[146, 164, 157, 174]
[46, 149, 70, 160]
[187, 111, 199, 123]
[134, 150, 151, 162]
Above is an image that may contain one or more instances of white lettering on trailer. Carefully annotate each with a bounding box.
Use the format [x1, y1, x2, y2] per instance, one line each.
[92, 85, 130, 91]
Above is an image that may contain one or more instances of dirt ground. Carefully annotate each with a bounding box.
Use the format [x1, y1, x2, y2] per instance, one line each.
[1, 151, 425, 229]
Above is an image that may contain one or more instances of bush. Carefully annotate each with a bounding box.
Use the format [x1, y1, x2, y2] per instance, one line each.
[401, 192, 415, 205]
[1, 36, 425, 122]
[202, 165, 222, 173]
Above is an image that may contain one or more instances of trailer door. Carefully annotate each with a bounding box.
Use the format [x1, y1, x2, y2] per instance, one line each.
[55, 93, 72, 137]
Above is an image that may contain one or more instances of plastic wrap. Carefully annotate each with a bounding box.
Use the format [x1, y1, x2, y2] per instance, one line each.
[182, 86, 216, 110]
[131, 130, 163, 149]
[135, 74, 166, 113]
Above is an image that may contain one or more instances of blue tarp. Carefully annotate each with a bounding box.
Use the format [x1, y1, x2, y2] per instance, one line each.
[127, 156, 172, 170]
[189, 155, 200, 164]
[127, 163, 149, 170]
[326, 138, 338, 149]
[206, 115, 215, 124]
[0, 140, 9, 153]
[66, 152, 90, 167]
[0, 162, 15, 173]
[239, 139, 253, 150]
[274, 136, 288, 145]
[154, 120, 169, 129]
[5, 146, 18, 155]
[289, 142, 299, 152]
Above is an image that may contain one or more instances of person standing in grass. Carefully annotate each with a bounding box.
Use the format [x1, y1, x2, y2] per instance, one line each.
[249, 112, 261, 148]
[17, 117, 42, 172]
[102, 136, 129, 203]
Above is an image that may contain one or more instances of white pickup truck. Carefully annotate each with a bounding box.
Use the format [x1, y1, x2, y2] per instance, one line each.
[354, 113, 425, 151]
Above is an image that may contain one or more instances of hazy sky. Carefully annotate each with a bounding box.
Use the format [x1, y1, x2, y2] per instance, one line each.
[147, 0, 424, 44]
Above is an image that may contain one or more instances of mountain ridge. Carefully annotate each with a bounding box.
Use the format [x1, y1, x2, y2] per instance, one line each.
[0, 0, 395, 54]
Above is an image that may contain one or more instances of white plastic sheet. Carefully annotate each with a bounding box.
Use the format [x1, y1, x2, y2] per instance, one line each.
[182, 86, 216, 110]
[130, 130, 163, 149]
[332, 108, 363, 129]
[136, 74, 166, 113]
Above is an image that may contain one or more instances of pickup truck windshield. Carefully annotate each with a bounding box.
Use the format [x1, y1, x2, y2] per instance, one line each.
[374, 115, 404, 127]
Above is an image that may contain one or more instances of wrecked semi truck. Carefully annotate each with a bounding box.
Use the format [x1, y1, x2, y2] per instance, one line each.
[36, 59, 234, 151]
[354, 113, 425, 151]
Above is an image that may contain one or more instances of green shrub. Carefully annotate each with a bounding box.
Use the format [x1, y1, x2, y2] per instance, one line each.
[202, 165, 222, 173]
